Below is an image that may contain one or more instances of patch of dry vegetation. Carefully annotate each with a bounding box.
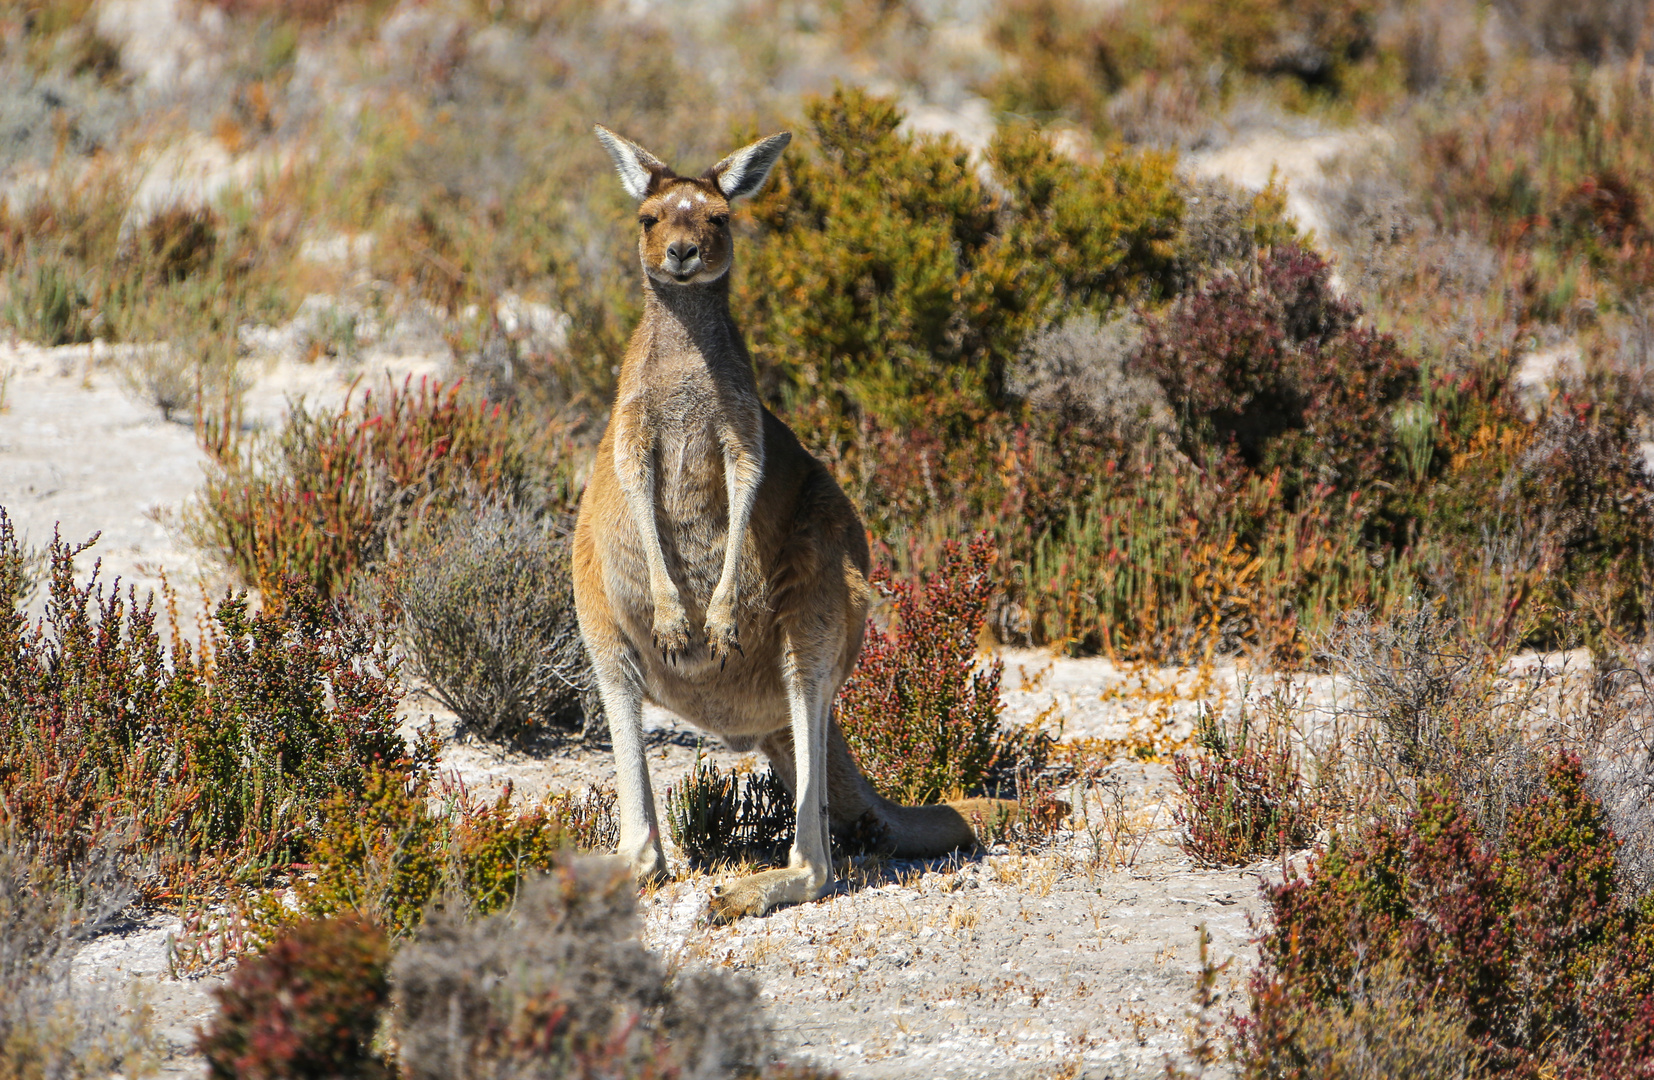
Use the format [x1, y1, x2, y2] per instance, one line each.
[11, 1, 1654, 1074]
[391, 499, 599, 743]
[0, 840, 157, 1080]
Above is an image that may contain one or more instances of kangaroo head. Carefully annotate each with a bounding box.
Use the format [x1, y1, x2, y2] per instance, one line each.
[594, 125, 791, 287]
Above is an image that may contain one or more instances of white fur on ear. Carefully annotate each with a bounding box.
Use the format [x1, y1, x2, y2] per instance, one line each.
[709, 132, 791, 201]
[594, 125, 668, 202]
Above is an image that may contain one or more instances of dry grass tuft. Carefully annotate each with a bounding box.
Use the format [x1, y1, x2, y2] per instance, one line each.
[390, 856, 776, 1080]
[0, 838, 157, 1079]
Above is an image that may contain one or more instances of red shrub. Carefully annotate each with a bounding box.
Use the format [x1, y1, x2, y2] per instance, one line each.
[199, 915, 391, 1080]
[1172, 719, 1319, 865]
[1133, 244, 1417, 501]
[836, 534, 1016, 803]
[1240, 755, 1654, 1079]
[198, 377, 526, 599]
[0, 511, 410, 894]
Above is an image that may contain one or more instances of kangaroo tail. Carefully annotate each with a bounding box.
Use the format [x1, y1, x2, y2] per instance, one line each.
[758, 720, 1023, 858]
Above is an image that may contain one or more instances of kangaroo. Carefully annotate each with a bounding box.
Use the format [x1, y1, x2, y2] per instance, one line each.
[572, 126, 1010, 921]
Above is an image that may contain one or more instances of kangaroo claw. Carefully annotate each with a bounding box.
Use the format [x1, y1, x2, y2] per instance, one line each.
[705, 612, 741, 665]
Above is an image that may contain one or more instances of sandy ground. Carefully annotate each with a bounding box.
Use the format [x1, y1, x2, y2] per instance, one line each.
[0, 337, 444, 622]
[1, 338, 1324, 1078]
[55, 660, 1298, 1080]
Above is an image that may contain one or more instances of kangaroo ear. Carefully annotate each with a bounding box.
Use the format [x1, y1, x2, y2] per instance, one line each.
[707, 132, 791, 201]
[594, 125, 671, 201]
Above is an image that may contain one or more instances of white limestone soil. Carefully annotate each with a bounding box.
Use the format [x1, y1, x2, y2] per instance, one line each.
[4, 339, 1312, 1079]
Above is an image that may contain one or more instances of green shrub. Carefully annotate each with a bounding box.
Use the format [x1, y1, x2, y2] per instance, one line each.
[282, 767, 617, 938]
[983, 0, 1149, 129]
[739, 86, 1182, 445]
[392, 501, 600, 743]
[1170, 0, 1380, 93]
[196, 378, 529, 599]
[4, 262, 94, 345]
[984, 0, 1384, 132]
[664, 757, 793, 866]
[0, 512, 413, 893]
[198, 915, 391, 1080]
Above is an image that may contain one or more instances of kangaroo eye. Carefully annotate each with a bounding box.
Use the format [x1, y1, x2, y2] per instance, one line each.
[638, 215, 658, 229]
[710, 213, 729, 227]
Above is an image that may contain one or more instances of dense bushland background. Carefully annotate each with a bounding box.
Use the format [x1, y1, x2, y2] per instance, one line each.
[7, 0, 1654, 667]
[7, 0, 1654, 1075]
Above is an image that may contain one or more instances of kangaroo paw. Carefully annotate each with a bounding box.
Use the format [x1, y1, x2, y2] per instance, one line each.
[651, 607, 691, 662]
[704, 611, 741, 665]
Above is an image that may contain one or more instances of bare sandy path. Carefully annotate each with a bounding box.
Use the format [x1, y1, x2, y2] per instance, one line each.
[0, 343, 209, 606]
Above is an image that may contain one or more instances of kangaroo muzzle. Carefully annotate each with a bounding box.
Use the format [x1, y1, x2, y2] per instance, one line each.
[663, 240, 701, 278]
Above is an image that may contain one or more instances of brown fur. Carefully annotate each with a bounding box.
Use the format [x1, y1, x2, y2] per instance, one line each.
[574, 127, 1006, 921]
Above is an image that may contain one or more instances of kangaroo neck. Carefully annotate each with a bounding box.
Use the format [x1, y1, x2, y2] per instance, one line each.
[640, 275, 745, 377]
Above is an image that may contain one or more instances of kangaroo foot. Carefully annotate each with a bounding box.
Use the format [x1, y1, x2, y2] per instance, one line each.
[706, 866, 829, 923]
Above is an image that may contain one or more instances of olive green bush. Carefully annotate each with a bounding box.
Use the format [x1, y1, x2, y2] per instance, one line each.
[270, 768, 617, 940]
[393, 501, 601, 743]
[664, 758, 793, 865]
[739, 85, 1183, 445]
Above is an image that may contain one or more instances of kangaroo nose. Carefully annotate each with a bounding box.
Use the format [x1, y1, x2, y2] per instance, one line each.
[667, 240, 698, 266]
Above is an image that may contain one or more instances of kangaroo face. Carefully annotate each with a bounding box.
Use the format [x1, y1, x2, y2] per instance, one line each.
[638, 180, 733, 286]
[594, 125, 791, 289]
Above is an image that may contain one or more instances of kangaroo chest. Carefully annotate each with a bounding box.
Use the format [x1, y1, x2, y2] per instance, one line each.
[632, 379, 738, 597]
[651, 396, 727, 520]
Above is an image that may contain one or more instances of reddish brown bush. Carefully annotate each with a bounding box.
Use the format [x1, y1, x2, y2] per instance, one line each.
[197, 377, 526, 599]
[0, 509, 410, 894]
[198, 915, 391, 1080]
[837, 535, 1031, 803]
[1241, 755, 1654, 1079]
[1133, 244, 1417, 502]
[1172, 712, 1320, 865]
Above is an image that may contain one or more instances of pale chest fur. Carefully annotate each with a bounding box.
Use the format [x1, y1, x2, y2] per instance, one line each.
[607, 309, 764, 621]
[636, 381, 731, 581]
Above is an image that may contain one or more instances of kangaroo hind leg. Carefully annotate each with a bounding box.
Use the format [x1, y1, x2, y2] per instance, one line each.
[590, 639, 666, 884]
[706, 633, 834, 922]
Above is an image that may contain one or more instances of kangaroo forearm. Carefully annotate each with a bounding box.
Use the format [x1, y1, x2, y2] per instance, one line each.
[712, 446, 764, 604]
[614, 440, 679, 604]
